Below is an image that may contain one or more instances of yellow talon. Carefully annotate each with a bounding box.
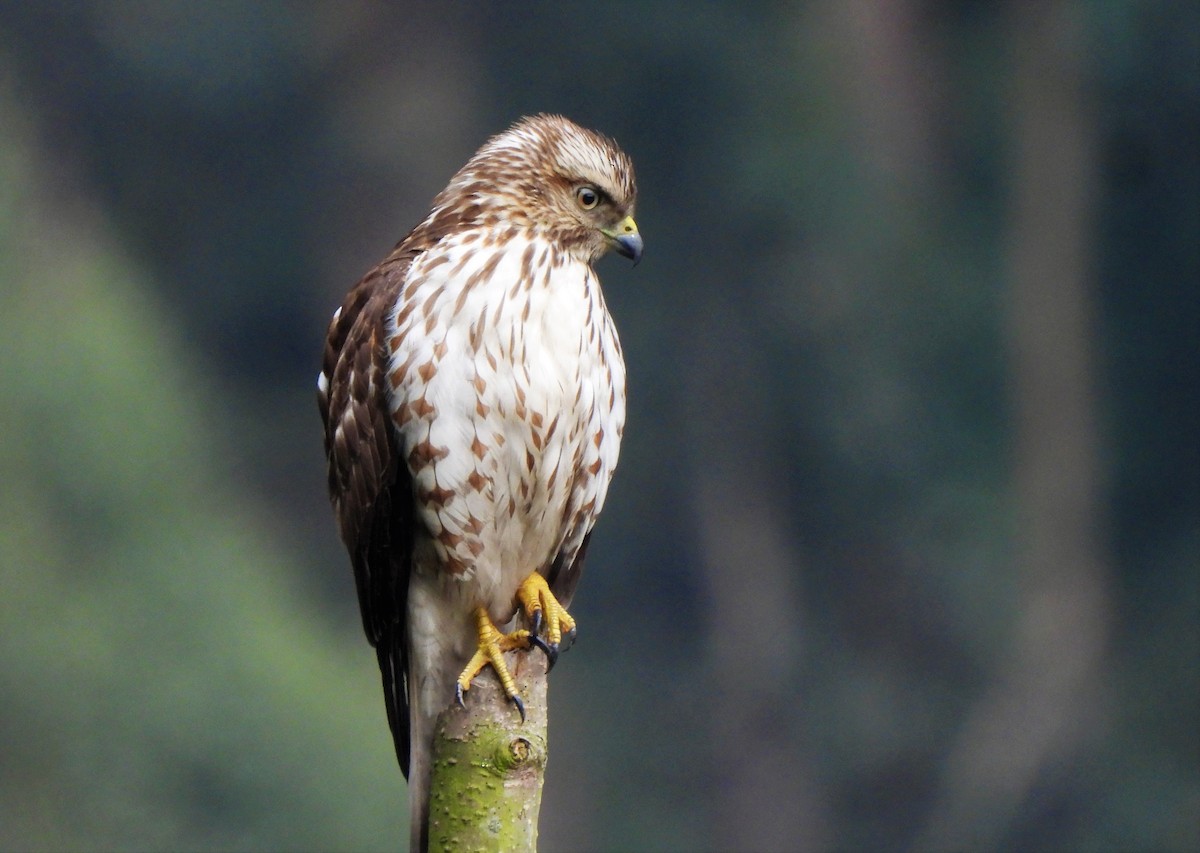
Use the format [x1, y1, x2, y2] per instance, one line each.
[455, 606, 530, 719]
[517, 572, 576, 651]
[454, 577, 577, 719]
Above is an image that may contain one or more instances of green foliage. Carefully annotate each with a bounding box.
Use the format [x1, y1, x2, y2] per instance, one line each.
[0, 90, 404, 851]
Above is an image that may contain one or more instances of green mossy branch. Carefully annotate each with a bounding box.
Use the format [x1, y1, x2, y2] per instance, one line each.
[426, 648, 549, 852]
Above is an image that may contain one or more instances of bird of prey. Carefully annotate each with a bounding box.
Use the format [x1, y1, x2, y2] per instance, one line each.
[318, 114, 640, 850]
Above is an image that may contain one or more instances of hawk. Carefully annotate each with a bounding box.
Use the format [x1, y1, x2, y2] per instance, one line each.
[318, 114, 640, 850]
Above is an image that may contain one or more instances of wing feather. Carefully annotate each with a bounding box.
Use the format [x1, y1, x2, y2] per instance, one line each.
[319, 238, 428, 776]
[547, 530, 592, 609]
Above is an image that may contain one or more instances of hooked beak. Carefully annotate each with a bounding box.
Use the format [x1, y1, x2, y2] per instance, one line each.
[603, 215, 643, 266]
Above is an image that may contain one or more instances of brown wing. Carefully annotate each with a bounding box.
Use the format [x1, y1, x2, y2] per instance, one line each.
[546, 531, 592, 609]
[318, 243, 421, 776]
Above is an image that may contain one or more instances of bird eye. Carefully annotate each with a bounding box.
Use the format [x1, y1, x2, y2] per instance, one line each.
[575, 186, 600, 210]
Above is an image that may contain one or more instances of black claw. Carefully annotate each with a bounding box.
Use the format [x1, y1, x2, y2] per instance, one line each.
[528, 633, 560, 671]
[455, 683, 467, 710]
[530, 608, 543, 637]
[511, 693, 526, 723]
[563, 626, 577, 650]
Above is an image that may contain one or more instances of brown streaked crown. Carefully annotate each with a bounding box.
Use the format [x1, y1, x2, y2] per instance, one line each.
[418, 114, 637, 263]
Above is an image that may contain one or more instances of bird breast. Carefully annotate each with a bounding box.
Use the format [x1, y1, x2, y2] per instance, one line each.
[385, 230, 626, 616]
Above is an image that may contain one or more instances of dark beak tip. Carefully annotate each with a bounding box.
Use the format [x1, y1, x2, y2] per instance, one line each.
[615, 233, 644, 266]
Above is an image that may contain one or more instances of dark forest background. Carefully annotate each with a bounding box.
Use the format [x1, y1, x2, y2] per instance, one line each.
[1, 2, 1196, 851]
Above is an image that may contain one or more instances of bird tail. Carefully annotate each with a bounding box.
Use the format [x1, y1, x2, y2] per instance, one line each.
[408, 695, 434, 853]
[375, 628, 434, 852]
[403, 592, 465, 853]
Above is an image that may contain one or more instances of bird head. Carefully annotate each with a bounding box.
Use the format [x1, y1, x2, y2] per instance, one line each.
[437, 114, 642, 266]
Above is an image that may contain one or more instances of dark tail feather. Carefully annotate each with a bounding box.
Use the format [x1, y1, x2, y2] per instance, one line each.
[378, 633, 432, 850]
[376, 633, 411, 778]
[406, 660, 438, 853]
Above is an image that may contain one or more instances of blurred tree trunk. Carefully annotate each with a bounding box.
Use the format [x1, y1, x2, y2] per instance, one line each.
[828, 0, 938, 195]
[918, 3, 1110, 848]
[686, 4, 942, 850]
[686, 295, 830, 853]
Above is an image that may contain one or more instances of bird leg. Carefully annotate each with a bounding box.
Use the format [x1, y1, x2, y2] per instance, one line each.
[455, 606, 531, 721]
[517, 572, 577, 671]
[454, 574, 578, 719]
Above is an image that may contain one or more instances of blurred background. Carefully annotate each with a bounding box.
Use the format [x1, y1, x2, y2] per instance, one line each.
[1, 2, 1196, 851]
